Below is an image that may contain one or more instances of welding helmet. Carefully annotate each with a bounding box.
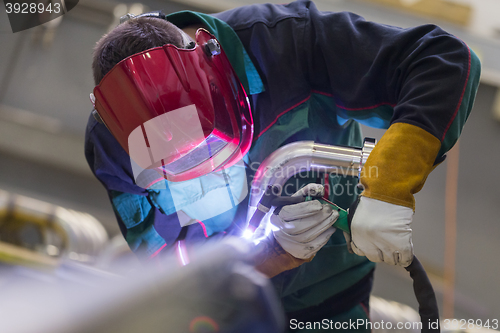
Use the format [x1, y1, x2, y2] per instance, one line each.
[90, 26, 253, 184]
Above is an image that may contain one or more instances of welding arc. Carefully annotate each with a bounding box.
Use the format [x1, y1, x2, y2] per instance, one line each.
[247, 185, 320, 232]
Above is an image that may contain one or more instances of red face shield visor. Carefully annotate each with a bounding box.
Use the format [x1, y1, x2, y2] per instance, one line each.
[91, 29, 253, 183]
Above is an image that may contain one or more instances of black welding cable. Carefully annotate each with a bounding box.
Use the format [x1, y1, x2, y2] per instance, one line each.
[405, 256, 440, 333]
[348, 197, 440, 333]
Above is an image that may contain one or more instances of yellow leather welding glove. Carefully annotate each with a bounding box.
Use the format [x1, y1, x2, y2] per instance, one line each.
[345, 123, 441, 267]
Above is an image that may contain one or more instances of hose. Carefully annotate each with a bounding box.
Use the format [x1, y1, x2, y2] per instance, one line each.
[406, 256, 440, 332]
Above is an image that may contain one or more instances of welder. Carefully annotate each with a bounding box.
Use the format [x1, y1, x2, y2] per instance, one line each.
[85, 1, 480, 331]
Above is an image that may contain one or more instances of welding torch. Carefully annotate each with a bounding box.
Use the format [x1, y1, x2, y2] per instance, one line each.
[247, 184, 440, 332]
[246, 184, 350, 236]
[246, 139, 440, 333]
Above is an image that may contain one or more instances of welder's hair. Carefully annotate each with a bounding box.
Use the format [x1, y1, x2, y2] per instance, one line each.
[92, 17, 184, 85]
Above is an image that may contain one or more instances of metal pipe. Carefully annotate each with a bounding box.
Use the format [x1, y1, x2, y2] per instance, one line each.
[247, 138, 376, 222]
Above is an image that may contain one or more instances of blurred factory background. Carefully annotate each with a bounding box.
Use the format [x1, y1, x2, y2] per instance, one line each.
[1, 0, 500, 329]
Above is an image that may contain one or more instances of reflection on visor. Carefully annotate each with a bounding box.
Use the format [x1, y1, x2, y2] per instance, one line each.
[161, 133, 227, 175]
[129, 104, 205, 171]
[128, 104, 233, 184]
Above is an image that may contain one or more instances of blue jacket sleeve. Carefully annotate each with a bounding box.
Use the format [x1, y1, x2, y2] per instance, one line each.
[302, 2, 480, 156]
[218, 0, 480, 157]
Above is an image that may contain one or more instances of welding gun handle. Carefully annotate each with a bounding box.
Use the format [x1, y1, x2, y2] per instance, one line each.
[249, 192, 332, 231]
[271, 194, 323, 215]
[271, 196, 307, 207]
[271, 196, 306, 216]
[272, 196, 351, 234]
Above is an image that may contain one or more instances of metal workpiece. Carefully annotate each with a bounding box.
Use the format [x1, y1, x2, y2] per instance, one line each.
[360, 138, 376, 179]
[0, 189, 108, 265]
[247, 138, 377, 217]
[0, 238, 285, 333]
[310, 143, 364, 176]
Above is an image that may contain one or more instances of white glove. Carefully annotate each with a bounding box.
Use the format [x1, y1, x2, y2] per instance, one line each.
[271, 184, 338, 259]
[345, 196, 414, 267]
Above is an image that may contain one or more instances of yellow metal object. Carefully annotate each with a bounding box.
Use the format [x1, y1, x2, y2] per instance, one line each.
[493, 88, 500, 121]
[0, 241, 58, 270]
[0, 191, 68, 256]
[359, 0, 472, 26]
[0, 189, 108, 265]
